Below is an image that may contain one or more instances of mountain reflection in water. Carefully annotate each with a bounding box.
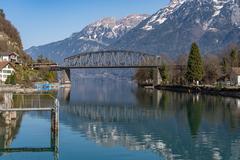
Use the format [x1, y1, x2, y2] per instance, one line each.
[1, 78, 240, 160]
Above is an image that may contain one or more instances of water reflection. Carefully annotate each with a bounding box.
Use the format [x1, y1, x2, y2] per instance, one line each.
[1, 78, 240, 159]
[58, 79, 240, 160]
[0, 93, 59, 160]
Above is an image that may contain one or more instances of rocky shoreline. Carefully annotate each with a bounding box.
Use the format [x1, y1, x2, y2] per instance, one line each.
[155, 85, 240, 98]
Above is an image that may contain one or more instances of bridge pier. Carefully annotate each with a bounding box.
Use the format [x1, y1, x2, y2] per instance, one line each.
[61, 69, 71, 85]
[153, 67, 162, 87]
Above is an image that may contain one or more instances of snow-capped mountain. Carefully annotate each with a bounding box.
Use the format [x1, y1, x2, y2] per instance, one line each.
[26, 14, 148, 62]
[110, 0, 240, 57]
[142, 0, 186, 30]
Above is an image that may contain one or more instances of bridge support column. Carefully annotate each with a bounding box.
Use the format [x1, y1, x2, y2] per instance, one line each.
[153, 67, 162, 87]
[61, 69, 71, 85]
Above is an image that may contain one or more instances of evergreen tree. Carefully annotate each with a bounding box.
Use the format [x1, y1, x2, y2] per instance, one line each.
[5, 73, 16, 85]
[221, 57, 228, 74]
[10, 73, 16, 85]
[230, 49, 238, 67]
[5, 75, 11, 84]
[185, 43, 204, 84]
[0, 9, 5, 18]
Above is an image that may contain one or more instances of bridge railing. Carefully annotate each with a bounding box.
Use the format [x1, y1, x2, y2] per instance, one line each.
[63, 50, 162, 68]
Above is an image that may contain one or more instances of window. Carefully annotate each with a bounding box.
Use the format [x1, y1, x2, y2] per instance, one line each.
[3, 70, 12, 74]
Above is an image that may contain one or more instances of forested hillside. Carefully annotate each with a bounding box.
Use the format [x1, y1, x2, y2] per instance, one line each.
[0, 9, 56, 85]
[0, 9, 30, 62]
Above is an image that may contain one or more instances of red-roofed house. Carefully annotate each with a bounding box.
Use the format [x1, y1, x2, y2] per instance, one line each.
[0, 62, 15, 82]
[0, 52, 19, 63]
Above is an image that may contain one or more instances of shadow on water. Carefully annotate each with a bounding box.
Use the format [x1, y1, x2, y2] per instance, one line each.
[1, 78, 240, 159]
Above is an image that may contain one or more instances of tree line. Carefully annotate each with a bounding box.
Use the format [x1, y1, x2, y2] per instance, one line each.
[134, 42, 240, 86]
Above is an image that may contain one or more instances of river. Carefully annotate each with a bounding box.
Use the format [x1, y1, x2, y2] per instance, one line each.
[0, 78, 240, 160]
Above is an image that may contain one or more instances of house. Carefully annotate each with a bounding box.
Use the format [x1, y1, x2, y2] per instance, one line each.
[0, 61, 15, 82]
[0, 52, 19, 63]
[230, 67, 240, 86]
[9, 52, 19, 63]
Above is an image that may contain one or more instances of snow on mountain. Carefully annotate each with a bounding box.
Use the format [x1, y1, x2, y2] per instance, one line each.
[26, 14, 148, 62]
[110, 0, 240, 57]
[142, 0, 186, 30]
[72, 14, 148, 45]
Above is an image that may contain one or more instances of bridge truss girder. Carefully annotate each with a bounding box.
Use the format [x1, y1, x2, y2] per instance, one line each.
[63, 50, 161, 68]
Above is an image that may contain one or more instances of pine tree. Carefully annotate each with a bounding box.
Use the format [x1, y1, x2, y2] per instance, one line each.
[221, 57, 228, 74]
[230, 49, 238, 67]
[185, 43, 204, 84]
[0, 9, 5, 18]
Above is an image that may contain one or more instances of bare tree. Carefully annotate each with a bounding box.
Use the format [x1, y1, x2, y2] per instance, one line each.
[203, 54, 221, 84]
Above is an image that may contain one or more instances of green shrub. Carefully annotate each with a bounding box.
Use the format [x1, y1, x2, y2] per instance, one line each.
[5, 73, 16, 85]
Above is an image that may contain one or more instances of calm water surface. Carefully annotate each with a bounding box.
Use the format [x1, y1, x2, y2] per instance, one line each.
[0, 78, 240, 160]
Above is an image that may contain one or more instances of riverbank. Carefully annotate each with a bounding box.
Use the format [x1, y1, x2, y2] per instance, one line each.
[0, 82, 61, 93]
[0, 84, 37, 93]
[155, 85, 240, 98]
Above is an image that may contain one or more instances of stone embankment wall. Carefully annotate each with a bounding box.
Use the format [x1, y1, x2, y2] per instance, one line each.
[155, 85, 240, 98]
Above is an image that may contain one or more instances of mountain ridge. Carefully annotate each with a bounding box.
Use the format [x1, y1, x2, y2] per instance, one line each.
[27, 0, 240, 61]
[26, 14, 149, 62]
[110, 0, 240, 56]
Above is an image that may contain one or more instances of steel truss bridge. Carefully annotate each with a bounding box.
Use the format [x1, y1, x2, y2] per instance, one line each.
[42, 50, 163, 85]
[62, 50, 161, 69]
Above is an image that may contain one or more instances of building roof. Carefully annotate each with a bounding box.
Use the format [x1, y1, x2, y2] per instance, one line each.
[0, 52, 11, 56]
[10, 52, 19, 57]
[0, 61, 15, 70]
[232, 67, 240, 75]
[0, 52, 19, 56]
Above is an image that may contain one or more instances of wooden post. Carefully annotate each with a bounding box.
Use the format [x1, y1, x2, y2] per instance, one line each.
[51, 99, 59, 154]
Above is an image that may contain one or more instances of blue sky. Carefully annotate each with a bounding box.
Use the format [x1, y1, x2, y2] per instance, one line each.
[1, 0, 169, 49]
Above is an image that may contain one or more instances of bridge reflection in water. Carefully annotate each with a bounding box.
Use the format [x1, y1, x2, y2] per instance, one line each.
[1, 80, 240, 159]
[0, 93, 59, 160]
[57, 81, 240, 159]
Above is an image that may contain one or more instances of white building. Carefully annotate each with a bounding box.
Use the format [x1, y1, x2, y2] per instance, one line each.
[230, 67, 240, 86]
[0, 61, 15, 82]
[0, 52, 19, 82]
[0, 52, 19, 63]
